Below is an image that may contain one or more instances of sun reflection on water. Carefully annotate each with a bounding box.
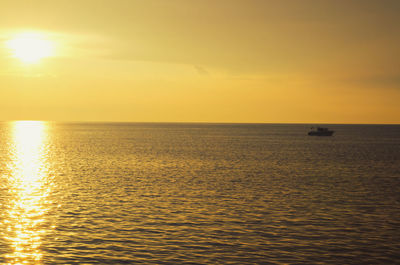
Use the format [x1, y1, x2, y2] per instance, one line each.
[3, 121, 52, 264]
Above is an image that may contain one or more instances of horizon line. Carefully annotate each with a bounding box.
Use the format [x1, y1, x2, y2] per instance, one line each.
[2, 120, 399, 126]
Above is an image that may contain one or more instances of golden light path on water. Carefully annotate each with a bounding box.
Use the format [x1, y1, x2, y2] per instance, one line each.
[4, 121, 52, 264]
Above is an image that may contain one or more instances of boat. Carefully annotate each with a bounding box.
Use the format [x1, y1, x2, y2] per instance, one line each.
[308, 127, 334, 136]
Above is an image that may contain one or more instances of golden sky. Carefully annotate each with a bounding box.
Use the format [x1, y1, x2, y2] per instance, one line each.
[1, 0, 399, 123]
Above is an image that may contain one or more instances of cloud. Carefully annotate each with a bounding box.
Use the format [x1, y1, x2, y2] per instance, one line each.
[194, 65, 209, 75]
[326, 72, 400, 90]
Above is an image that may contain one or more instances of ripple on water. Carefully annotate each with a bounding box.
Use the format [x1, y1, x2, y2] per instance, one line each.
[0, 123, 399, 264]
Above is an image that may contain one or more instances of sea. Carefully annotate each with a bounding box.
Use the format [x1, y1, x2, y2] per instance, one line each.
[0, 122, 399, 264]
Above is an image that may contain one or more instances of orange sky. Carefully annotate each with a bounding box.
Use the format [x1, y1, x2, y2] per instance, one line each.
[1, 0, 399, 123]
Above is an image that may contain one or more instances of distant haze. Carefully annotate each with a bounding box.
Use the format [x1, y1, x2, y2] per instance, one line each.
[1, 0, 399, 123]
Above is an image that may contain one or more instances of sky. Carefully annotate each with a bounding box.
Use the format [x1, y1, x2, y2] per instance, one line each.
[0, 0, 399, 123]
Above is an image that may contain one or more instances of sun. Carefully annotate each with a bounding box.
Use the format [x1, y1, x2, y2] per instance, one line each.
[6, 33, 54, 64]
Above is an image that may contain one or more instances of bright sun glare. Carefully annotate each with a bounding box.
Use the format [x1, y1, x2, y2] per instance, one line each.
[6, 33, 54, 64]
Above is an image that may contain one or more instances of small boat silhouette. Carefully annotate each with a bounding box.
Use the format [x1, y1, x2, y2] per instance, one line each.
[308, 127, 334, 136]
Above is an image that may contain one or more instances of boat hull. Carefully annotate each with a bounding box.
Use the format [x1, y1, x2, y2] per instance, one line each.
[308, 131, 334, 136]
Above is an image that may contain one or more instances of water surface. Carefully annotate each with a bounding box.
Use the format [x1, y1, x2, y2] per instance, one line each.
[0, 122, 399, 264]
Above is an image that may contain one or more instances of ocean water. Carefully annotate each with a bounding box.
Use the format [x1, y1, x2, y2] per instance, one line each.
[0, 122, 399, 264]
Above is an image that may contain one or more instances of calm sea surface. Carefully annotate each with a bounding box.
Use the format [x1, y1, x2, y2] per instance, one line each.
[0, 122, 399, 264]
